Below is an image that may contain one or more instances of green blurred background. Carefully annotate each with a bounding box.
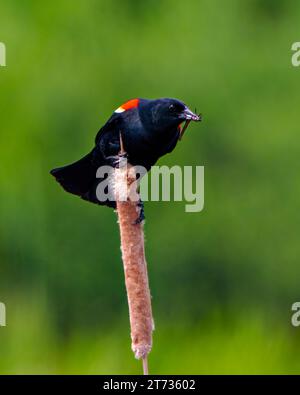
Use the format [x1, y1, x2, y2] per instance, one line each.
[0, 0, 300, 374]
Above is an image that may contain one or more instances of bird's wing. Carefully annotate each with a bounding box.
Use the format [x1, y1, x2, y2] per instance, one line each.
[95, 112, 122, 145]
[95, 112, 123, 160]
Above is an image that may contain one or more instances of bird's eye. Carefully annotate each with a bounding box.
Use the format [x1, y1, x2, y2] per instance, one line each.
[169, 104, 176, 112]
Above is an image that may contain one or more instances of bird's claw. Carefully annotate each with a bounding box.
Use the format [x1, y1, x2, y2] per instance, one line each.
[106, 153, 128, 168]
[133, 200, 145, 225]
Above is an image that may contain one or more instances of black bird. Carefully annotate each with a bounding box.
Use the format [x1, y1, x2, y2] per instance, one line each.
[50, 98, 201, 212]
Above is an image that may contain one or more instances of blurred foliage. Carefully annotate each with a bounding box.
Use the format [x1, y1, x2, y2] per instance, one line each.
[0, 0, 300, 374]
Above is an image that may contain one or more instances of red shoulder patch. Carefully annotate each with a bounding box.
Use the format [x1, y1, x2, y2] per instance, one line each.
[115, 98, 140, 113]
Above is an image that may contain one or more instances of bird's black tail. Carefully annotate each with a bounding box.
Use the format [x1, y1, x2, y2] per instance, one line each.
[50, 149, 113, 206]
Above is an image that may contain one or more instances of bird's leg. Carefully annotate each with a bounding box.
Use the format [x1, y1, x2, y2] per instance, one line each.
[105, 131, 129, 168]
[116, 131, 129, 168]
[106, 149, 128, 168]
[107, 131, 129, 168]
[134, 199, 145, 225]
[113, 152, 128, 168]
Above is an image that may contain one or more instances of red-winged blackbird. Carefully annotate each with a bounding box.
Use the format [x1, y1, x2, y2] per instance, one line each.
[50, 98, 201, 209]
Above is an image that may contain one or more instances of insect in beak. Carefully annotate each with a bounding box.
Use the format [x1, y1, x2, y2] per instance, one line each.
[179, 107, 202, 140]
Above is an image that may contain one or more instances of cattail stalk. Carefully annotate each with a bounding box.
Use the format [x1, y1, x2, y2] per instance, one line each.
[114, 137, 154, 375]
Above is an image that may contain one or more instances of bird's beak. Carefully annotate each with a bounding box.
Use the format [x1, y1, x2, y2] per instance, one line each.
[179, 107, 202, 140]
[182, 107, 201, 121]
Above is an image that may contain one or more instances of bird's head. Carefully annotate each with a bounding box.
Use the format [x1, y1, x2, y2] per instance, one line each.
[139, 98, 201, 139]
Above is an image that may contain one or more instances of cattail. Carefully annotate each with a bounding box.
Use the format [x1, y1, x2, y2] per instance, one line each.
[114, 136, 154, 375]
